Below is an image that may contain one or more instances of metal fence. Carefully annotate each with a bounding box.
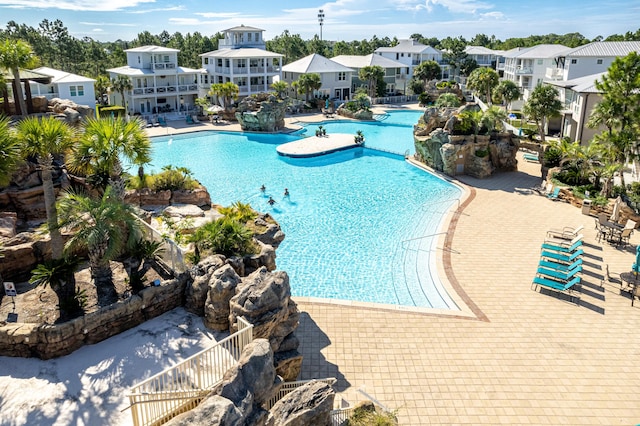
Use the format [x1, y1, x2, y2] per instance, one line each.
[136, 217, 186, 274]
[371, 94, 418, 105]
[127, 317, 253, 426]
[264, 378, 337, 410]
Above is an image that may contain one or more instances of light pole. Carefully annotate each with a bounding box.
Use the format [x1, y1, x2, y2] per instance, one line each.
[318, 9, 325, 41]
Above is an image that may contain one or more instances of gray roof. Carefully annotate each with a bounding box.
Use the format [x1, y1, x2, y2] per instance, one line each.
[200, 48, 282, 59]
[546, 72, 606, 93]
[331, 54, 405, 69]
[223, 25, 264, 32]
[125, 45, 180, 53]
[465, 46, 501, 56]
[561, 41, 640, 57]
[502, 44, 570, 59]
[282, 54, 353, 74]
[33, 67, 95, 84]
[375, 39, 441, 55]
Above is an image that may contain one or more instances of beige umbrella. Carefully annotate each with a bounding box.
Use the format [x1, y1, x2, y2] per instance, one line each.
[611, 196, 622, 222]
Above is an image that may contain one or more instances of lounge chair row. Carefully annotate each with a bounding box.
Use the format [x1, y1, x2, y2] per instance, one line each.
[532, 227, 583, 304]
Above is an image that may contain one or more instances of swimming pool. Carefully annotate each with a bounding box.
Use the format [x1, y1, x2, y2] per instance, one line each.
[148, 124, 461, 309]
[298, 110, 424, 155]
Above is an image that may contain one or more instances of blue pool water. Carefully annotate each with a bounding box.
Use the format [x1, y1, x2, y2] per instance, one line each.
[148, 117, 461, 308]
[298, 109, 424, 155]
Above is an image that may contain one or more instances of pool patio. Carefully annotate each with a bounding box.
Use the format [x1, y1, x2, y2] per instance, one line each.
[295, 152, 640, 424]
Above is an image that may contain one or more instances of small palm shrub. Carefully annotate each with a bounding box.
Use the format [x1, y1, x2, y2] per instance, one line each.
[218, 201, 258, 223]
[127, 165, 199, 191]
[435, 93, 461, 108]
[190, 217, 256, 259]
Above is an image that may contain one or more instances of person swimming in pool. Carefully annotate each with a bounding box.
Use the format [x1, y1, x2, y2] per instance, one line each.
[284, 188, 290, 197]
[260, 184, 266, 192]
[268, 196, 276, 206]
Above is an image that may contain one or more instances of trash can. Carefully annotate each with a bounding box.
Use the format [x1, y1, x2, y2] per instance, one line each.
[582, 199, 592, 215]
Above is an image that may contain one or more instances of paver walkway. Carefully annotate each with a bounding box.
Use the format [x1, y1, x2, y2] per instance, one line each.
[296, 153, 640, 425]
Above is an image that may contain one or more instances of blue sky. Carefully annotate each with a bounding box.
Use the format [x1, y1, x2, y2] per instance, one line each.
[1, 0, 638, 43]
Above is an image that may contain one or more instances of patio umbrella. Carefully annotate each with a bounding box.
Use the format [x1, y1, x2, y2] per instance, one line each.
[611, 196, 622, 222]
[207, 105, 224, 114]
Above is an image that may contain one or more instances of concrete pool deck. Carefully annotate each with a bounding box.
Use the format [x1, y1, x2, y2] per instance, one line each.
[295, 153, 640, 424]
[144, 106, 640, 424]
[276, 133, 362, 157]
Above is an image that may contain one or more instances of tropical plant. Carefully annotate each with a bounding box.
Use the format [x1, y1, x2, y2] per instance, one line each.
[271, 80, 288, 99]
[493, 80, 521, 110]
[466, 67, 499, 105]
[482, 105, 508, 133]
[435, 93, 461, 108]
[56, 187, 142, 305]
[358, 65, 385, 98]
[218, 201, 258, 223]
[94, 75, 111, 106]
[194, 97, 209, 116]
[354, 130, 365, 144]
[417, 92, 431, 106]
[407, 77, 424, 95]
[459, 58, 479, 77]
[16, 116, 77, 259]
[208, 82, 240, 111]
[110, 75, 133, 108]
[0, 39, 38, 116]
[189, 216, 255, 260]
[522, 84, 562, 143]
[70, 116, 151, 199]
[30, 258, 81, 318]
[0, 115, 22, 187]
[413, 60, 441, 88]
[150, 165, 199, 191]
[296, 73, 322, 103]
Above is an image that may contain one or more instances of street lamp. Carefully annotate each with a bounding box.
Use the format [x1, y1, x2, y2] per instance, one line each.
[318, 9, 325, 41]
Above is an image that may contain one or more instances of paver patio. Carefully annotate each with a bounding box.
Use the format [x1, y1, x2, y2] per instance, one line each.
[296, 152, 640, 425]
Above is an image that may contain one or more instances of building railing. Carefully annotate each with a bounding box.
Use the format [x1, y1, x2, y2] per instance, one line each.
[153, 63, 176, 70]
[331, 407, 356, 426]
[371, 94, 418, 105]
[515, 67, 533, 75]
[264, 378, 337, 410]
[127, 317, 254, 426]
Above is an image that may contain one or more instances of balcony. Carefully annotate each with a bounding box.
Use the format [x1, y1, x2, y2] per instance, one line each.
[153, 63, 176, 70]
[129, 84, 196, 97]
[515, 67, 533, 75]
[545, 67, 565, 80]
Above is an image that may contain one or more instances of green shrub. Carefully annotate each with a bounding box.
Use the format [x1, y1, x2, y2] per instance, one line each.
[218, 201, 258, 223]
[475, 148, 489, 158]
[190, 217, 256, 258]
[98, 105, 126, 117]
[543, 146, 562, 168]
[435, 93, 461, 108]
[346, 406, 398, 426]
[418, 92, 431, 106]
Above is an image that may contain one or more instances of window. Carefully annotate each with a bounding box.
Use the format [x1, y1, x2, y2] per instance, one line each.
[204, 58, 209, 65]
[248, 33, 252, 42]
[537, 59, 543, 65]
[571, 59, 577, 64]
[218, 76, 223, 83]
[255, 32, 260, 41]
[396, 53, 399, 60]
[137, 56, 141, 64]
[69, 85, 84, 96]
[217, 58, 223, 67]
[337, 72, 346, 81]
[408, 53, 411, 58]
[597, 58, 603, 64]
[401, 53, 404, 57]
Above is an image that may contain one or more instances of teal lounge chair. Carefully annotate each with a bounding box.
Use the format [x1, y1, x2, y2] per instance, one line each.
[541, 235, 583, 253]
[158, 116, 167, 126]
[523, 152, 539, 162]
[539, 258, 583, 272]
[186, 115, 194, 124]
[532, 275, 581, 304]
[547, 187, 561, 200]
[540, 248, 584, 263]
[537, 265, 582, 281]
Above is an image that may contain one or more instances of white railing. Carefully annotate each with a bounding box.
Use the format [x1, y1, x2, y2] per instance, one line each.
[331, 407, 356, 426]
[371, 94, 418, 105]
[264, 378, 336, 410]
[127, 317, 253, 426]
[136, 217, 186, 274]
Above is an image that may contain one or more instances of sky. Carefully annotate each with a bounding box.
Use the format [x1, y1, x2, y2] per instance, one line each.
[0, 0, 639, 43]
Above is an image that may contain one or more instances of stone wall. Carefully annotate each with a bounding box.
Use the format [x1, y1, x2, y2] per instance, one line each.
[0, 274, 188, 359]
[124, 187, 212, 209]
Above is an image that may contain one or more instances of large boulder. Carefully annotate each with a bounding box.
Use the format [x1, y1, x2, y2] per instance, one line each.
[0, 212, 18, 238]
[165, 395, 243, 426]
[204, 264, 243, 331]
[236, 93, 287, 132]
[229, 267, 298, 353]
[266, 381, 335, 426]
[185, 255, 226, 316]
[215, 339, 280, 422]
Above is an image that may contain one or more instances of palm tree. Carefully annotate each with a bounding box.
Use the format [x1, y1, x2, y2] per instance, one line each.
[94, 75, 111, 106]
[466, 67, 499, 105]
[70, 116, 151, 199]
[111, 75, 133, 109]
[271, 81, 288, 99]
[0, 115, 22, 187]
[194, 97, 209, 116]
[482, 106, 508, 133]
[413, 60, 441, 87]
[522, 85, 562, 143]
[296, 73, 322, 103]
[208, 82, 240, 113]
[0, 39, 38, 116]
[358, 66, 384, 98]
[493, 80, 521, 110]
[57, 186, 141, 305]
[16, 116, 77, 259]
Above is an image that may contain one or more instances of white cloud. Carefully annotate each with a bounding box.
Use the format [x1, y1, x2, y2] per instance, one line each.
[92, 28, 104, 32]
[194, 12, 243, 19]
[128, 6, 186, 14]
[479, 11, 504, 19]
[80, 21, 137, 27]
[0, 0, 155, 11]
[423, 0, 493, 14]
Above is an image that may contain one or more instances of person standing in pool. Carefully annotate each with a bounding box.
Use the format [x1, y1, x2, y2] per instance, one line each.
[260, 184, 266, 193]
[284, 188, 290, 197]
[268, 196, 276, 206]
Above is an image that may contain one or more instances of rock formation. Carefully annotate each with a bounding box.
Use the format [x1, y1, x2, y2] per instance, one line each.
[414, 105, 520, 178]
[229, 267, 302, 381]
[266, 381, 335, 426]
[235, 93, 287, 132]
